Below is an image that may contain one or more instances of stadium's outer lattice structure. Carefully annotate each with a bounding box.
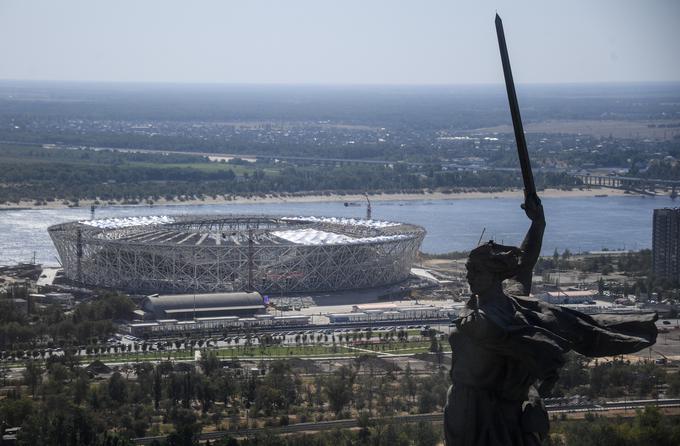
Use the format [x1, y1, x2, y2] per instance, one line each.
[48, 215, 425, 294]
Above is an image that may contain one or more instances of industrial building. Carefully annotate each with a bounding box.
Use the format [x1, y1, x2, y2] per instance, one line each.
[141, 291, 265, 320]
[537, 290, 599, 305]
[125, 314, 310, 337]
[653, 208, 680, 283]
[48, 215, 424, 295]
[29, 292, 75, 310]
[328, 304, 458, 324]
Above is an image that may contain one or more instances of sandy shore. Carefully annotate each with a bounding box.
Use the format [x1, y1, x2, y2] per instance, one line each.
[0, 187, 633, 211]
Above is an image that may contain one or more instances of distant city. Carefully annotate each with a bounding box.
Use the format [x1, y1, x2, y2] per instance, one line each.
[1, 81, 679, 445]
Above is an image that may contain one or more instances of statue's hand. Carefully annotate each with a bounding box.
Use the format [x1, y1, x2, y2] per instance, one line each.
[521, 193, 544, 222]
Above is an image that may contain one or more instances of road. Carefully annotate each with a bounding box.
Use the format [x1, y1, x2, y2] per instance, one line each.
[10, 140, 569, 173]
[36, 267, 59, 286]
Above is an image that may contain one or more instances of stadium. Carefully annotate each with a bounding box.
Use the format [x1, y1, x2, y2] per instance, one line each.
[48, 215, 425, 294]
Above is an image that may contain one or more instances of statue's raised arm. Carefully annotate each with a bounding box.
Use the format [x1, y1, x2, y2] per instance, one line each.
[513, 193, 545, 295]
[496, 13, 546, 296]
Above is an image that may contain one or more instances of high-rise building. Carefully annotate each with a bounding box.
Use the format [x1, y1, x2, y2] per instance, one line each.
[652, 208, 680, 282]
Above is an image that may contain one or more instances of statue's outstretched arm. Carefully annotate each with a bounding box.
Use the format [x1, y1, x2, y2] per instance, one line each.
[514, 193, 545, 295]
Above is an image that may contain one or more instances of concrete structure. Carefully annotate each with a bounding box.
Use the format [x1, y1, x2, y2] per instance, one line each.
[48, 215, 424, 294]
[125, 313, 310, 337]
[141, 292, 265, 320]
[653, 208, 680, 283]
[328, 304, 457, 324]
[29, 292, 74, 309]
[538, 290, 599, 304]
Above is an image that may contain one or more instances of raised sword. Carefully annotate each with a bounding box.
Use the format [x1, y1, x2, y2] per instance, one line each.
[495, 13, 536, 199]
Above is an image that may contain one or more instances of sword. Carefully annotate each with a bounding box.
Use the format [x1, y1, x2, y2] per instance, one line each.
[495, 13, 536, 200]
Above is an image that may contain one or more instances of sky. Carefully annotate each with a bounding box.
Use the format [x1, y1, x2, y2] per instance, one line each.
[0, 0, 678, 85]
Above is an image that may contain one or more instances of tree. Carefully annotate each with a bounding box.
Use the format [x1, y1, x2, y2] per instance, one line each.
[73, 372, 89, 404]
[195, 374, 216, 413]
[215, 370, 236, 406]
[199, 349, 221, 377]
[402, 363, 417, 405]
[253, 361, 298, 416]
[428, 334, 439, 353]
[134, 362, 154, 393]
[415, 420, 440, 446]
[108, 372, 127, 404]
[23, 360, 43, 397]
[552, 352, 589, 395]
[166, 407, 200, 446]
[667, 370, 680, 397]
[0, 398, 34, 427]
[153, 366, 162, 410]
[18, 404, 100, 446]
[356, 411, 373, 443]
[47, 362, 70, 384]
[325, 366, 354, 415]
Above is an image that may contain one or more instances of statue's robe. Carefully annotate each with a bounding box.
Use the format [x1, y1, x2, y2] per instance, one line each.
[444, 293, 658, 446]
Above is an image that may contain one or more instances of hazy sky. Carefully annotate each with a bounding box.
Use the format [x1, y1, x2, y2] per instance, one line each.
[1, 0, 678, 85]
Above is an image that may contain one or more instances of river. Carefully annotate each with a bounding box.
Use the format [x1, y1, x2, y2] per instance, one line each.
[0, 195, 674, 266]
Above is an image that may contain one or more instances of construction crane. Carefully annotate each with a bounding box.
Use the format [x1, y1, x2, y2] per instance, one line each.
[364, 192, 372, 220]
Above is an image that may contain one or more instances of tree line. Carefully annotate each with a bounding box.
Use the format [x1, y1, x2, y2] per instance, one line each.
[1, 352, 450, 445]
[0, 144, 581, 204]
[0, 292, 134, 350]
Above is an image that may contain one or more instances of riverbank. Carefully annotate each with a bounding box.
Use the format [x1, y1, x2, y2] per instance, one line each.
[0, 187, 633, 211]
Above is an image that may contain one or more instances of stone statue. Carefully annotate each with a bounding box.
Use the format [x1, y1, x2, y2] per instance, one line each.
[443, 15, 659, 445]
[443, 193, 658, 445]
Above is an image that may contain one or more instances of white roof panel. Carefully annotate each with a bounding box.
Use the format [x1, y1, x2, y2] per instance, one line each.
[82, 215, 175, 229]
[282, 216, 399, 228]
[272, 228, 407, 246]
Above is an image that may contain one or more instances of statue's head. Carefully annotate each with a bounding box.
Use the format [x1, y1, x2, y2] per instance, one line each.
[466, 241, 521, 295]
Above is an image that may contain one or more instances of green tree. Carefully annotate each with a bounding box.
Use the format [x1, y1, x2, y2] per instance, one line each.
[153, 366, 162, 410]
[167, 407, 200, 446]
[415, 420, 440, 446]
[22, 360, 43, 397]
[253, 361, 298, 416]
[199, 350, 221, 377]
[325, 366, 354, 415]
[108, 372, 128, 404]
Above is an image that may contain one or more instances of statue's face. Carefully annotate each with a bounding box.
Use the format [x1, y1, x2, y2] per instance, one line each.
[466, 262, 498, 295]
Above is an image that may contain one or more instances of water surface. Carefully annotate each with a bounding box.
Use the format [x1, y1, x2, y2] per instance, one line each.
[0, 195, 671, 266]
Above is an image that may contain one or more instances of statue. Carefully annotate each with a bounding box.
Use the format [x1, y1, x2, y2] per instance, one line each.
[443, 193, 657, 445]
[443, 15, 658, 446]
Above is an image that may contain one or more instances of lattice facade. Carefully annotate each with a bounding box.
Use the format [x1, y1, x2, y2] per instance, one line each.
[48, 215, 425, 294]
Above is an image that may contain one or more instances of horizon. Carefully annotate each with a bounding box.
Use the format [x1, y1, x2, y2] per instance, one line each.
[2, 78, 680, 89]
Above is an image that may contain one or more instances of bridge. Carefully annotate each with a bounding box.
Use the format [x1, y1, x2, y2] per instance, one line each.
[573, 174, 680, 197]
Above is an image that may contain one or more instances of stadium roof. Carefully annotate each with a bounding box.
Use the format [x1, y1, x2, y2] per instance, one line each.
[69, 215, 421, 247]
